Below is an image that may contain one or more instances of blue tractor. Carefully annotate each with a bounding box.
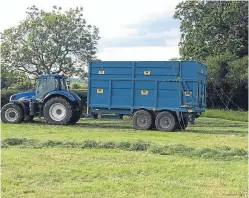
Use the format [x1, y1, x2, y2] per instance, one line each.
[1, 73, 82, 125]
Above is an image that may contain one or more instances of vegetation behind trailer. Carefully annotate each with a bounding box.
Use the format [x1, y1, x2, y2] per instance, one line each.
[88, 61, 207, 131]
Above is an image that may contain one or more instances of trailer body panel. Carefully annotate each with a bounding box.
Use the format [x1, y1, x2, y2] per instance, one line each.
[87, 61, 207, 115]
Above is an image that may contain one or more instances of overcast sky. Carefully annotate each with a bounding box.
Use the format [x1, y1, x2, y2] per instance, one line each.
[0, 0, 182, 61]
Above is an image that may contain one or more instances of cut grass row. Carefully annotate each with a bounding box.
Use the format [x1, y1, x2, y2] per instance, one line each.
[2, 137, 247, 161]
[202, 109, 248, 122]
[2, 117, 248, 150]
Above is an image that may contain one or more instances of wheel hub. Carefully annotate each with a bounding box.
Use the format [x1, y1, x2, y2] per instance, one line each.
[49, 103, 66, 121]
[56, 109, 62, 115]
[137, 115, 148, 127]
[5, 108, 18, 122]
[160, 117, 171, 129]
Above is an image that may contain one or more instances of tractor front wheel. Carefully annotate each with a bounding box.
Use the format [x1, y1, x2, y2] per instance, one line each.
[43, 97, 73, 125]
[1, 103, 24, 124]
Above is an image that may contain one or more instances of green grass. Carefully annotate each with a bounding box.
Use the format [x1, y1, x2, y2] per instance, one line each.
[202, 109, 248, 122]
[2, 117, 248, 149]
[2, 148, 248, 198]
[1, 116, 248, 197]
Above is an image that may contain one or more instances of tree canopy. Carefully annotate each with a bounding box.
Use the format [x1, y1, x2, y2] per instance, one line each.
[174, 1, 248, 61]
[174, 1, 248, 110]
[1, 5, 100, 77]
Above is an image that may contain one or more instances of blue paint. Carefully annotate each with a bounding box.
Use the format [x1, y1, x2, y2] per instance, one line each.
[43, 90, 81, 103]
[88, 61, 207, 115]
[10, 91, 36, 102]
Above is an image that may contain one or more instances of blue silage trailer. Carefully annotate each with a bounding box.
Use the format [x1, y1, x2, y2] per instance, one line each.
[87, 61, 207, 131]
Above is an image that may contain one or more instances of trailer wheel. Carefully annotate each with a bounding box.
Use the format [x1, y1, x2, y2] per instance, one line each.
[43, 97, 73, 125]
[155, 111, 176, 132]
[133, 110, 152, 130]
[1, 103, 24, 124]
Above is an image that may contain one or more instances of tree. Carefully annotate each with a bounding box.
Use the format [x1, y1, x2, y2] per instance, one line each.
[174, 1, 248, 110]
[1, 5, 100, 77]
[1, 67, 32, 90]
[174, 1, 248, 61]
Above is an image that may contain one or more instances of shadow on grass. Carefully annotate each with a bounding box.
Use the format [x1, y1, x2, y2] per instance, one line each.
[186, 129, 248, 136]
[31, 119, 134, 130]
[73, 123, 133, 130]
[194, 123, 247, 128]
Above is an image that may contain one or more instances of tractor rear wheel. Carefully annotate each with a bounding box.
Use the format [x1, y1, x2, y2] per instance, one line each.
[69, 109, 82, 124]
[43, 97, 73, 125]
[132, 110, 153, 130]
[1, 103, 24, 124]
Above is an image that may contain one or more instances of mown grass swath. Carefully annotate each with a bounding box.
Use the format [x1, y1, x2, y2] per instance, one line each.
[2, 138, 247, 161]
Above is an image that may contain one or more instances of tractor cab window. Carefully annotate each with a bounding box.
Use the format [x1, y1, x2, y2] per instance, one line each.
[60, 78, 68, 91]
[36, 76, 69, 100]
[36, 77, 48, 100]
[54, 77, 68, 91]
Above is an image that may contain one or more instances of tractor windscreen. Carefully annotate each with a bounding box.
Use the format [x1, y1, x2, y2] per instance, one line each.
[60, 78, 68, 91]
[54, 77, 68, 91]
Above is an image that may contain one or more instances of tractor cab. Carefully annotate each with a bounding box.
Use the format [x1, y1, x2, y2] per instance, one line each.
[36, 74, 69, 100]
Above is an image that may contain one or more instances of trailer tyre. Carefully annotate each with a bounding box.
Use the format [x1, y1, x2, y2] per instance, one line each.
[1, 103, 24, 124]
[44, 97, 73, 125]
[133, 110, 152, 130]
[155, 111, 176, 132]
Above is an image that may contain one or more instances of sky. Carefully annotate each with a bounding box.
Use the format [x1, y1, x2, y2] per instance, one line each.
[0, 0, 182, 61]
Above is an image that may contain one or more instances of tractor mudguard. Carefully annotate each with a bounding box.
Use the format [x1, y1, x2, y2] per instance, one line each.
[11, 101, 29, 118]
[43, 91, 81, 104]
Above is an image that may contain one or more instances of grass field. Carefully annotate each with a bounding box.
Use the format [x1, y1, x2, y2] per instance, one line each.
[1, 116, 248, 198]
[202, 109, 248, 122]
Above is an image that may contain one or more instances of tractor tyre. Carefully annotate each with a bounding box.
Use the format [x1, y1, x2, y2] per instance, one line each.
[1, 103, 24, 124]
[132, 109, 153, 130]
[155, 111, 176, 132]
[43, 97, 73, 125]
[69, 110, 82, 124]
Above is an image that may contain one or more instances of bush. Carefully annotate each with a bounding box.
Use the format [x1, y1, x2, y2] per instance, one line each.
[1, 90, 19, 107]
[70, 89, 87, 107]
[71, 83, 81, 89]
